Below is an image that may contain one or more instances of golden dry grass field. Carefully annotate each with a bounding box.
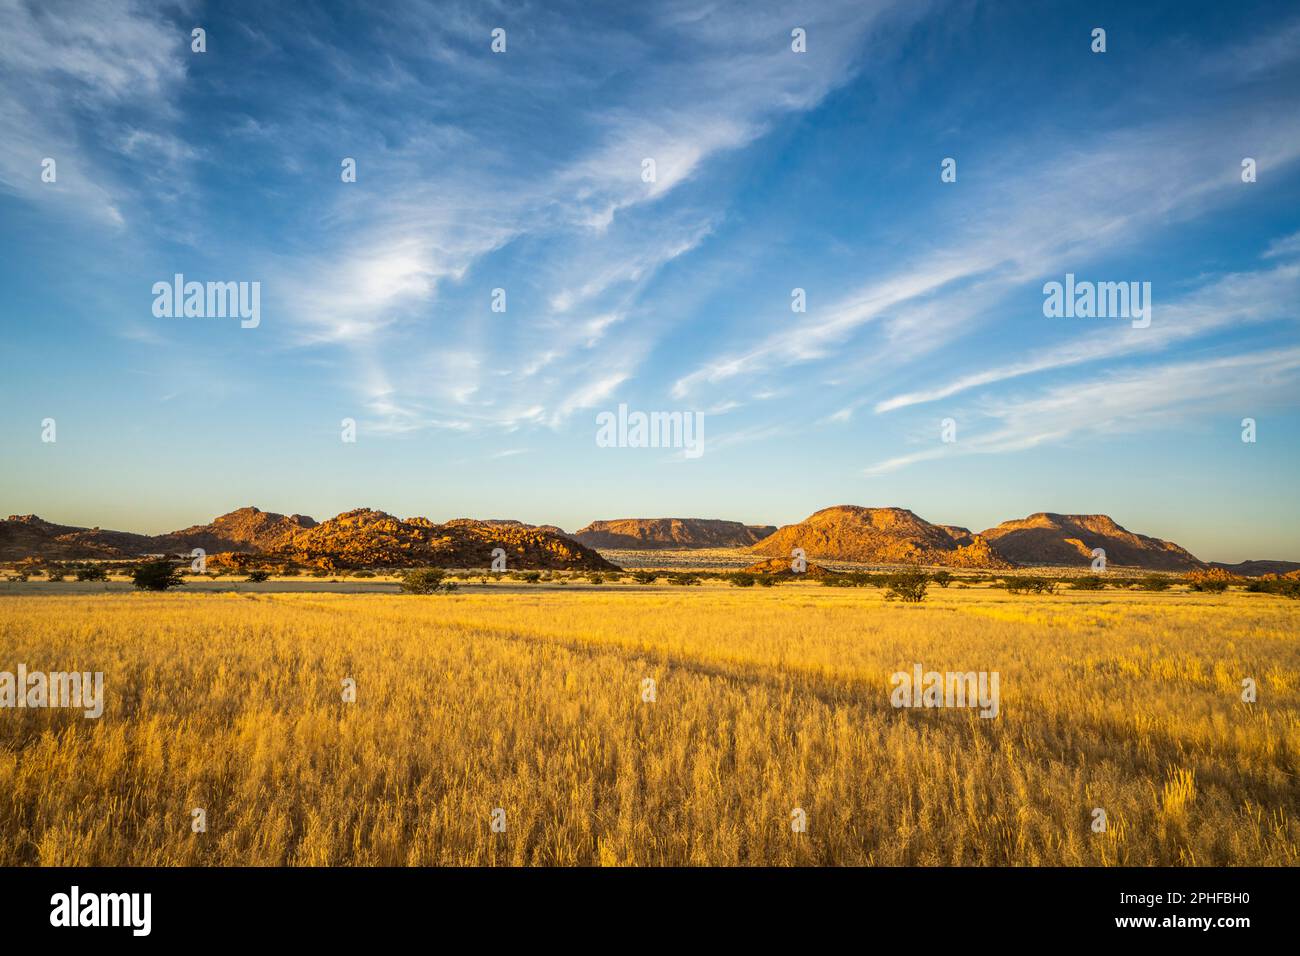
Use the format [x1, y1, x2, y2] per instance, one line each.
[1, 585, 1297, 866]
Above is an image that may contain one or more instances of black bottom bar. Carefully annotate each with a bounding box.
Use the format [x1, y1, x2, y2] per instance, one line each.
[0, 866, 1279, 942]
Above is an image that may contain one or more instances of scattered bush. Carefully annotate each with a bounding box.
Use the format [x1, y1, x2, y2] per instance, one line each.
[586, 573, 605, 585]
[668, 573, 701, 586]
[351, 570, 376, 579]
[1138, 575, 1171, 591]
[246, 570, 271, 583]
[729, 572, 757, 588]
[75, 566, 109, 582]
[931, 570, 953, 588]
[518, 571, 542, 584]
[132, 560, 185, 591]
[883, 569, 928, 603]
[821, 572, 877, 588]
[1002, 576, 1057, 595]
[631, 571, 659, 585]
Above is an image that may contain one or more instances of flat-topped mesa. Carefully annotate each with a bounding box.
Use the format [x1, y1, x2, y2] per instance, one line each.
[979, 512, 1203, 570]
[574, 518, 778, 550]
[749, 505, 1011, 568]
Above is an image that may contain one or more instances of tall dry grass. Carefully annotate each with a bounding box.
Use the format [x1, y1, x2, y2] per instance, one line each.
[0, 586, 1295, 865]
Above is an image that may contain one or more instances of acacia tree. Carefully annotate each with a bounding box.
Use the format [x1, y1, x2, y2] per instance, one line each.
[399, 568, 457, 594]
[883, 568, 929, 603]
[132, 560, 185, 591]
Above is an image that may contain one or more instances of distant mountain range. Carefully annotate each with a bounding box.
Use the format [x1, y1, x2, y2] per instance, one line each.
[2, 505, 1292, 573]
[1208, 559, 1300, 576]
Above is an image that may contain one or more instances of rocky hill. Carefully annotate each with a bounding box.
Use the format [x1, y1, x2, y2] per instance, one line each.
[0, 508, 612, 571]
[749, 506, 1009, 568]
[154, 507, 317, 554]
[979, 513, 1202, 570]
[574, 518, 777, 550]
[0, 515, 156, 560]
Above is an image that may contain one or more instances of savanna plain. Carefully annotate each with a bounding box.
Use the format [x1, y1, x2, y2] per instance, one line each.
[1, 584, 1296, 866]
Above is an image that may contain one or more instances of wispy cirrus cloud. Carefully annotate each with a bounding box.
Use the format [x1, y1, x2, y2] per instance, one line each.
[874, 261, 1300, 414]
[863, 346, 1300, 476]
[0, 0, 191, 225]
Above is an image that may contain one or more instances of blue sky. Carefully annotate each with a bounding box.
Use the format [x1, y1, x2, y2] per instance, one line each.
[1, 0, 1298, 562]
